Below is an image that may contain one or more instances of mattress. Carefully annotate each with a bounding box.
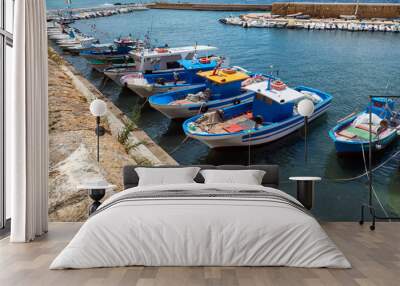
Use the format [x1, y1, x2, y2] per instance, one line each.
[50, 183, 351, 269]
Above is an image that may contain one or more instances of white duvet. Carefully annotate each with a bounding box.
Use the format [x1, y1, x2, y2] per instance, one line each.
[50, 183, 351, 269]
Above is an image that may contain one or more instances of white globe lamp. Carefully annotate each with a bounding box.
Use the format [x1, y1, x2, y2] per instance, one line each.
[298, 99, 315, 164]
[89, 99, 107, 162]
[90, 99, 107, 117]
[298, 99, 315, 117]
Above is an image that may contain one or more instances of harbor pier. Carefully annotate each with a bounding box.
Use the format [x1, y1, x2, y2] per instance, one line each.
[149, 2, 272, 12]
[47, 3, 148, 15]
[272, 2, 400, 19]
[149, 2, 400, 19]
[47, 3, 148, 21]
[48, 2, 400, 21]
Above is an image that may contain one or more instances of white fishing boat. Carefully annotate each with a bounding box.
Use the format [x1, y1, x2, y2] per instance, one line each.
[57, 37, 98, 48]
[103, 45, 218, 87]
[103, 64, 137, 85]
[183, 79, 332, 148]
[129, 45, 218, 74]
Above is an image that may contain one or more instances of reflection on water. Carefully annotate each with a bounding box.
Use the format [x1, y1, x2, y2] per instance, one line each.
[55, 8, 400, 221]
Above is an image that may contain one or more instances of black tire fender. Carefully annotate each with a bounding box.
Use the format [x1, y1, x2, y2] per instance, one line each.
[200, 105, 209, 113]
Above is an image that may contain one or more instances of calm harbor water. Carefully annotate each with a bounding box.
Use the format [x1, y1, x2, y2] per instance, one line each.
[47, 1, 400, 221]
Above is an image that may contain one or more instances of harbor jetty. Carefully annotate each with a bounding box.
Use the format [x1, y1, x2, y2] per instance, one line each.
[47, 3, 148, 21]
[149, 2, 272, 12]
[220, 12, 400, 32]
[272, 2, 400, 19]
[149, 2, 400, 19]
[47, 3, 148, 15]
[47, 2, 400, 22]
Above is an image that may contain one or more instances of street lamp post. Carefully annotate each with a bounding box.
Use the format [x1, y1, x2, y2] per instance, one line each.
[89, 99, 107, 162]
[298, 99, 315, 164]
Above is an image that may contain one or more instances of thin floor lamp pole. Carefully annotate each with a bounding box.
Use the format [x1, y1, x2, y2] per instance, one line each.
[96, 116, 100, 162]
[368, 100, 373, 207]
[304, 116, 308, 164]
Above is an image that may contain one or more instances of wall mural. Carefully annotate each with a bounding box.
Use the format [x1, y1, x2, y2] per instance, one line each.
[46, 0, 400, 222]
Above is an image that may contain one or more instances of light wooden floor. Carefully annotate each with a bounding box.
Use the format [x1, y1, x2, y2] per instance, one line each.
[0, 222, 399, 286]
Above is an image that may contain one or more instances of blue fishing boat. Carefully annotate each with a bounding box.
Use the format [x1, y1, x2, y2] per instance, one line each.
[149, 67, 267, 119]
[80, 37, 136, 59]
[120, 58, 218, 97]
[80, 37, 138, 70]
[183, 79, 332, 148]
[329, 98, 400, 154]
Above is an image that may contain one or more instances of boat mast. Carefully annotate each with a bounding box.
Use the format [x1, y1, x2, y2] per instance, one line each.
[66, 0, 72, 20]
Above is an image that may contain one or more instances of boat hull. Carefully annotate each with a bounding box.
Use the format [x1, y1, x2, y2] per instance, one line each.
[185, 102, 331, 148]
[128, 83, 192, 99]
[104, 69, 137, 85]
[330, 129, 398, 154]
[328, 106, 400, 154]
[150, 90, 254, 119]
[183, 86, 332, 148]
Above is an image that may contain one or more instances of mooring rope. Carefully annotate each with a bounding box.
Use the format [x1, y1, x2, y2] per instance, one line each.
[169, 136, 191, 155]
[139, 97, 149, 109]
[327, 150, 400, 182]
[169, 102, 208, 155]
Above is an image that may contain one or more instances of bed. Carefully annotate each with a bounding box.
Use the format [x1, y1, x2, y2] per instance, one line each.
[50, 165, 350, 269]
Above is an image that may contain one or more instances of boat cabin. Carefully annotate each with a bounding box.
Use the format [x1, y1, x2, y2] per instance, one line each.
[367, 97, 394, 120]
[113, 37, 136, 54]
[130, 45, 218, 73]
[243, 80, 305, 123]
[169, 59, 218, 84]
[197, 69, 249, 99]
[144, 59, 218, 86]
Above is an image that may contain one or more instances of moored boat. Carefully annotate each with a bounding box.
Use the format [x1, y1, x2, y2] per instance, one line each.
[103, 63, 137, 85]
[149, 68, 268, 119]
[183, 79, 332, 148]
[80, 36, 138, 71]
[121, 58, 218, 97]
[130, 45, 218, 73]
[103, 44, 218, 80]
[329, 98, 400, 154]
[67, 42, 114, 55]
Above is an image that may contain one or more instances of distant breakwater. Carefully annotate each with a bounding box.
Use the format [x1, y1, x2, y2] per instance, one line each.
[48, 2, 400, 20]
[47, 4, 148, 21]
[149, 2, 272, 12]
[149, 2, 400, 19]
[272, 3, 400, 19]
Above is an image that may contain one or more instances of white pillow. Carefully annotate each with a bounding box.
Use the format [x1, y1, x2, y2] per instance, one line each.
[200, 169, 266, 185]
[135, 167, 201, 186]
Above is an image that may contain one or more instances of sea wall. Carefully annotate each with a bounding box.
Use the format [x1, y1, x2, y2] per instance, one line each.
[48, 48, 177, 221]
[150, 2, 272, 11]
[272, 2, 400, 19]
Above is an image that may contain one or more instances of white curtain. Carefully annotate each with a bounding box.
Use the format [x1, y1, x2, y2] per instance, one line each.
[8, 0, 49, 242]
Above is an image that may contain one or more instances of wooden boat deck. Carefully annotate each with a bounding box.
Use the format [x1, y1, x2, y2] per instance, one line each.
[0, 222, 399, 286]
[195, 113, 255, 134]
